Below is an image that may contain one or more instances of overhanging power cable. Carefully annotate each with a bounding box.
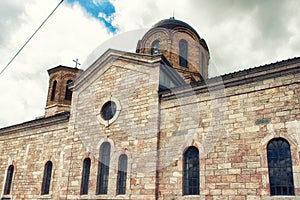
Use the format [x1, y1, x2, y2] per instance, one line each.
[0, 0, 64, 77]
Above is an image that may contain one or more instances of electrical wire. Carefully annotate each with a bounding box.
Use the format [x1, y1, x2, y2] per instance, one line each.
[0, 0, 64, 77]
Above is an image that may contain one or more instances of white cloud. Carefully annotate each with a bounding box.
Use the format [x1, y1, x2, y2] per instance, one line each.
[98, 12, 114, 23]
[112, 0, 300, 74]
[0, 0, 112, 127]
[0, 0, 26, 46]
[0, 0, 299, 127]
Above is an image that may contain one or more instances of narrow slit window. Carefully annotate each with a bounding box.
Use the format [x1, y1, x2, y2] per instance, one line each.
[183, 146, 199, 195]
[41, 161, 53, 195]
[50, 80, 57, 101]
[116, 154, 128, 195]
[96, 142, 111, 194]
[80, 158, 91, 195]
[201, 52, 205, 74]
[64, 80, 73, 101]
[179, 39, 188, 67]
[4, 165, 14, 195]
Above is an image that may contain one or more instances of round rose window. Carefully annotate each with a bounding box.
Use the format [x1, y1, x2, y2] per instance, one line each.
[100, 101, 116, 121]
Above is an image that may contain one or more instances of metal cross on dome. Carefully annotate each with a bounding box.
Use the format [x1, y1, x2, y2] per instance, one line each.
[73, 58, 81, 68]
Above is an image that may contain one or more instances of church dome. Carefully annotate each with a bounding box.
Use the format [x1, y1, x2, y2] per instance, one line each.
[136, 18, 210, 82]
[152, 17, 201, 40]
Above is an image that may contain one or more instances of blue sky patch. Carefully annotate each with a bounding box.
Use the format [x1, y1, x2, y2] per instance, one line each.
[66, 0, 117, 33]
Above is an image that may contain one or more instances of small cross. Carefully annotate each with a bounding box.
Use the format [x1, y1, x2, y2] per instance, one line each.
[73, 58, 81, 68]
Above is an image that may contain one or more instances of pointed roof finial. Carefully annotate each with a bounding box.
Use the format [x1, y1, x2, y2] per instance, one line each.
[171, 10, 175, 19]
[73, 58, 81, 68]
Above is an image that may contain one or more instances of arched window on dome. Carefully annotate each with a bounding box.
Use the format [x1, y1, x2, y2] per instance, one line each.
[267, 138, 295, 196]
[96, 142, 111, 194]
[151, 40, 160, 55]
[183, 146, 199, 195]
[4, 165, 14, 195]
[50, 80, 57, 101]
[179, 39, 188, 67]
[201, 52, 205, 72]
[64, 80, 73, 101]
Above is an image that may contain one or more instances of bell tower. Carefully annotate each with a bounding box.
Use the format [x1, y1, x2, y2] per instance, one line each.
[45, 65, 81, 117]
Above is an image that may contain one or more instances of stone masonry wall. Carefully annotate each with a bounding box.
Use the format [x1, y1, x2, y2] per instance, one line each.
[0, 55, 299, 200]
[65, 57, 161, 200]
[158, 64, 300, 200]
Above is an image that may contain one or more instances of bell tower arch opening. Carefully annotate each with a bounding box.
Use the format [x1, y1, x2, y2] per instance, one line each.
[50, 80, 57, 101]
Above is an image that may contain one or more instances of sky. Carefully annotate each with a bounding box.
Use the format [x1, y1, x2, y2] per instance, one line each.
[0, 0, 299, 128]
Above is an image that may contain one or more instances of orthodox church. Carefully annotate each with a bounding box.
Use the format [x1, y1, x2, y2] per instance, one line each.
[0, 18, 299, 200]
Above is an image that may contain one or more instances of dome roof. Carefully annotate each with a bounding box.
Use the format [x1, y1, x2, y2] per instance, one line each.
[152, 17, 201, 39]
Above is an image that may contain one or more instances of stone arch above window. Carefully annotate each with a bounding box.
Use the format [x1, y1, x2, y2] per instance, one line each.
[267, 138, 295, 196]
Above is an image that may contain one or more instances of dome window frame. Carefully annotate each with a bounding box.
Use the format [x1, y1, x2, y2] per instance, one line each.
[179, 39, 188, 68]
[151, 40, 160, 55]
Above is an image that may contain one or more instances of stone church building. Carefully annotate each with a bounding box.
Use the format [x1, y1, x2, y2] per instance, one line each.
[0, 18, 299, 200]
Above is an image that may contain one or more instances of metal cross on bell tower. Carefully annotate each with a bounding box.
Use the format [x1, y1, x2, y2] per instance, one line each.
[73, 58, 81, 68]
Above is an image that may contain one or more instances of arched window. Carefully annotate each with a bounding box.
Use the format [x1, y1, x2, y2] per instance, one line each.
[4, 165, 14, 195]
[96, 142, 111, 194]
[116, 154, 128, 195]
[50, 80, 57, 101]
[151, 40, 160, 55]
[64, 80, 73, 101]
[41, 161, 53, 195]
[80, 158, 91, 195]
[267, 138, 295, 196]
[183, 146, 199, 195]
[179, 39, 188, 67]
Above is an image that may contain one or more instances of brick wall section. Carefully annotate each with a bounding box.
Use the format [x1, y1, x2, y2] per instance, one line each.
[0, 113, 71, 200]
[158, 62, 300, 199]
